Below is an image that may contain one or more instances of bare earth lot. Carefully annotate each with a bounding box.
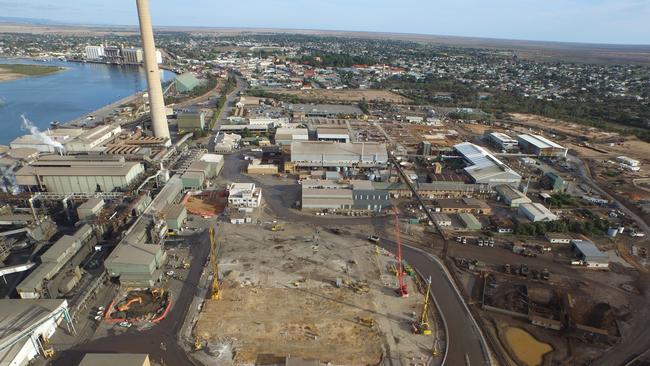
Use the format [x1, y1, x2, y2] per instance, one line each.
[193, 220, 432, 365]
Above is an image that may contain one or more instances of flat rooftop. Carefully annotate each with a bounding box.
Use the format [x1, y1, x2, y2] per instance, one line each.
[517, 134, 565, 149]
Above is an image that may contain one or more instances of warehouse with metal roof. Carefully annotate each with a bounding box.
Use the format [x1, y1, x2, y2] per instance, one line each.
[517, 134, 568, 157]
[291, 141, 388, 168]
[15, 156, 144, 194]
[0, 299, 72, 366]
[454, 142, 521, 186]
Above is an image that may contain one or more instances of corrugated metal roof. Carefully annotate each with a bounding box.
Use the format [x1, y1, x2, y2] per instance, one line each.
[517, 134, 565, 149]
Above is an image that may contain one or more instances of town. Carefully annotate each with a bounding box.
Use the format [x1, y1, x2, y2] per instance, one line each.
[0, 3, 650, 366]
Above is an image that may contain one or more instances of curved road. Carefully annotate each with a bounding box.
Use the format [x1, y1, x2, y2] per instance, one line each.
[378, 237, 489, 366]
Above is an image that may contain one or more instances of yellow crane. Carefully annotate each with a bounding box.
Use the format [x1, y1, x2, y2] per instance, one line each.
[209, 225, 221, 300]
[413, 277, 432, 335]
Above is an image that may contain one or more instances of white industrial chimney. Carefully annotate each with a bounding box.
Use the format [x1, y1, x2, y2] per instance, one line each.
[136, 0, 170, 144]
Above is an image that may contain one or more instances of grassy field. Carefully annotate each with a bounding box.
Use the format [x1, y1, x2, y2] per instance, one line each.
[0, 63, 65, 82]
[0, 63, 64, 76]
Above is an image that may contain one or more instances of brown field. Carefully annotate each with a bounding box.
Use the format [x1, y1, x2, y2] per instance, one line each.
[195, 287, 383, 364]
[270, 89, 412, 103]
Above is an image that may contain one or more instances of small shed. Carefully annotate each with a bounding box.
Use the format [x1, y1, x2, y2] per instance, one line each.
[459, 213, 482, 230]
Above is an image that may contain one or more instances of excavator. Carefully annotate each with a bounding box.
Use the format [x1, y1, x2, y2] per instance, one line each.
[117, 296, 142, 312]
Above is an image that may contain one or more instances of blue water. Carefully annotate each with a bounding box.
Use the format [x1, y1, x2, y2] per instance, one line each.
[0, 58, 174, 144]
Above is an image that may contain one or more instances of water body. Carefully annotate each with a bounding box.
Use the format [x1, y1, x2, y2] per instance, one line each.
[0, 58, 174, 144]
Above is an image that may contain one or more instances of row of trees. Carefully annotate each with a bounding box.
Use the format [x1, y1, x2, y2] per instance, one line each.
[513, 217, 610, 237]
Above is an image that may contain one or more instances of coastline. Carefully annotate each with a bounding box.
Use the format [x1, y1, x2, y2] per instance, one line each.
[0, 63, 68, 84]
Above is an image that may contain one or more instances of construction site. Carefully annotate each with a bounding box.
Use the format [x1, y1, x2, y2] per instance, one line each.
[191, 220, 440, 365]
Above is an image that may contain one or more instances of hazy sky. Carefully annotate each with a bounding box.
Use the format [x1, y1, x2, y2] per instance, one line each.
[2, 0, 649, 45]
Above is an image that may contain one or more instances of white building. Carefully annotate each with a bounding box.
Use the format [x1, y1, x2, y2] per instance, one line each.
[228, 183, 262, 208]
[616, 156, 641, 171]
[155, 49, 163, 64]
[275, 128, 309, 146]
[518, 202, 558, 222]
[317, 128, 350, 143]
[214, 133, 241, 154]
[454, 142, 522, 186]
[0, 299, 71, 365]
[85, 45, 104, 60]
[487, 132, 518, 151]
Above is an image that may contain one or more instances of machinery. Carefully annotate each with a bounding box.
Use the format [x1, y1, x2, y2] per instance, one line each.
[271, 224, 284, 231]
[209, 225, 221, 300]
[413, 277, 432, 335]
[392, 209, 409, 297]
[117, 296, 142, 312]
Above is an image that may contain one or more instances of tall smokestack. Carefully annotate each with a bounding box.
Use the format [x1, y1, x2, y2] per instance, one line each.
[136, 0, 170, 144]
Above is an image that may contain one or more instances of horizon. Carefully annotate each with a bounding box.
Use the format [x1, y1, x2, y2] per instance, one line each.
[1, 0, 649, 46]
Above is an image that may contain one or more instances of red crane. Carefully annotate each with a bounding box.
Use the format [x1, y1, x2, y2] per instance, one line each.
[393, 209, 409, 297]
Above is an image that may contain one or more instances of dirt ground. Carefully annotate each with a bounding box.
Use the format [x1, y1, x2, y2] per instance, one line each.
[193, 221, 433, 365]
[271, 89, 412, 104]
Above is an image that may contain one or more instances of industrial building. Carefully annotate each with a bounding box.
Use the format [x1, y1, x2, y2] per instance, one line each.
[454, 142, 521, 186]
[10, 128, 83, 153]
[290, 141, 388, 169]
[518, 202, 558, 222]
[486, 132, 519, 151]
[162, 204, 187, 232]
[16, 224, 94, 299]
[181, 171, 205, 190]
[431, 213, 452, 227]
[274, 128, 309, 146]
[459, 213, 482, 230]
[289, 104, 363, 118]
[105, 242, 166, 287]
[85, 45, 105, 60]
[432, 198, 492, 215]
[616, 156, 641, 171]
[76, 197, 104, 220]
[541, 172, 565, 192]
[79, 354, 151, 366]
[214, 133, 241, 153]
[199, 154, 224, 176]
[317, 128, 350, 143]
[105, 175, 182, 286]
[170, 72, 202, 94]
[571, 240, 609, 268]
[122, 47, 144, 64]
[63, 124, 122, 152]
[15, 156, 145, 194]
[301, 187, 353, 211]
[517, 134, 568, 158]
[228, 183, 262, 208]
[495, 184, 532, 207]
[372, 181, 491, 198]
[351, 180, 390, 213]
[0, 299, 72, 366]
[176, 110, 206, 132]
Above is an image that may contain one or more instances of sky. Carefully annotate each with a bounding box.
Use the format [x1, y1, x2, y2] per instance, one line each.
[2, 0, 649, 45]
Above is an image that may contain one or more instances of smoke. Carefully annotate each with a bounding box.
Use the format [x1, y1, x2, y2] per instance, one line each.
[0, 171, 20, 194]
[20, 114, 65, 153]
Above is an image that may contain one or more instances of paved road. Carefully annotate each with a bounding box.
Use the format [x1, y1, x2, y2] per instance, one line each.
[377, 235, 488, 366]
[51, 230, 211, 366]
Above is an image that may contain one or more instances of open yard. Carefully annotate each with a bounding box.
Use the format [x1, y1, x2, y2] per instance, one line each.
[193, 221, 434, 365]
